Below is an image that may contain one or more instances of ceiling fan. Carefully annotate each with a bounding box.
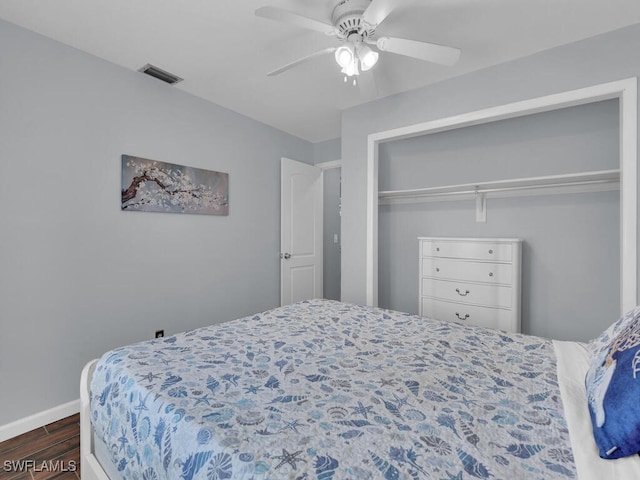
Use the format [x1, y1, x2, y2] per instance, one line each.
[255, 0, 461, 84]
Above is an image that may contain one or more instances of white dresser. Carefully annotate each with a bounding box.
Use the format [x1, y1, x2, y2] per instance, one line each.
[418, 237, 522, 333]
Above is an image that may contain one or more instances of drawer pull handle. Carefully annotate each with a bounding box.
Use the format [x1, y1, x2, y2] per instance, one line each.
[455, 312, 470, 320]
[436, 268, 440, 272]
[488, 272, 494, 277]
[436, 247, 440, 252]
[456, 288, 470, 296]
[489, 249, 493, 254]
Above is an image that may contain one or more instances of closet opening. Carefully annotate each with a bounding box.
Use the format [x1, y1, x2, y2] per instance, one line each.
[377, 100, 619, 340]
[365, 78, 637, 339]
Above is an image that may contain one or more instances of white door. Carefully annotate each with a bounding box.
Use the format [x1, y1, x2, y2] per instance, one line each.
[281, 158, 323, 305]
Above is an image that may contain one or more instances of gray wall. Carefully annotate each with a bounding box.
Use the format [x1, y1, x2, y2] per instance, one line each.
[0, 19, 312, 426]
[322, 167, 341, 300]
[314, 139, 342, 301]
[341, 24, 640, 341]
[378, 100, 619, 340]
[313, 138, 341, 166]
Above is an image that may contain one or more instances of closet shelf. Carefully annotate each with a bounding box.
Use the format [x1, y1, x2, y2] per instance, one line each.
[378, 169, 620, 204]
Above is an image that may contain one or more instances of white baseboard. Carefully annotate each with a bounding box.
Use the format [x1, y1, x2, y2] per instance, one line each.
[0, 399, 80, 442]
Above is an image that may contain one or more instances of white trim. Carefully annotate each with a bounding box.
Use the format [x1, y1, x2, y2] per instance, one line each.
[315, 159, 342, 170]
[366, 135, 378, 305]
[0, 399, 80, 442]
[367, 77, 638, 313]
[619, 80, 638, 313]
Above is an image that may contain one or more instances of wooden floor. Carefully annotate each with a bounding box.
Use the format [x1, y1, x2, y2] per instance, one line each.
[0, 414, 80, 480]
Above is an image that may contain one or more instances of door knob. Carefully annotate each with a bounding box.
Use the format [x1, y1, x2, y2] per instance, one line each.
[281, 252, 291, 260]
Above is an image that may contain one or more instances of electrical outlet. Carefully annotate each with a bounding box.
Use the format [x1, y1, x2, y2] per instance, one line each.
[155, 329, 164, 338]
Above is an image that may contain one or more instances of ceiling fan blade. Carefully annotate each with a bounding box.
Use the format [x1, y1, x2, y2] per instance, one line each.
[362, 0, 400, 27]
[376, 36, 461, 66]
[255, 6, 337, 35]
[267, 47, 337, 76]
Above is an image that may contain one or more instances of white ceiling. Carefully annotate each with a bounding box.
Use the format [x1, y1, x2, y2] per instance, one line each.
[1, 0, 639, 142]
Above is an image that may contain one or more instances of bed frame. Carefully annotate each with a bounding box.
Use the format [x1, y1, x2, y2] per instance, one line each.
[80, 359, 110, 480]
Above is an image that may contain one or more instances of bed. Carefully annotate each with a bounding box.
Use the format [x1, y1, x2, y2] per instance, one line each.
[80, 299, 640, 479]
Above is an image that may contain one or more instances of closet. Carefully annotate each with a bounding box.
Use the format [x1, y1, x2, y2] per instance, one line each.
[376, 99, 620, 341]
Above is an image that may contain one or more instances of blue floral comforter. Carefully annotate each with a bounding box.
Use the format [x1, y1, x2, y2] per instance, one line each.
[90, 299, 576, 479]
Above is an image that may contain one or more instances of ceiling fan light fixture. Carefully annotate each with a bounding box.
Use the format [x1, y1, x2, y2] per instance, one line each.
[256, 2, 463, 80]
[335, 45, 354, 68]
[341, 57, 359, 77]
[358, 45, 379, 71]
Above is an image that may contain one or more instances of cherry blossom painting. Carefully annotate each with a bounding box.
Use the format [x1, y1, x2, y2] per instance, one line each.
[121, 155, 229, 215]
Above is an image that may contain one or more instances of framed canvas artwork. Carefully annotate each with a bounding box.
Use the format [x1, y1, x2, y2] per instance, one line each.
[121, 155, 229, 215]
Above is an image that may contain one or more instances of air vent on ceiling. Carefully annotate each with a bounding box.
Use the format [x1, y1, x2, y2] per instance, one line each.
[138, 64, 183, 85]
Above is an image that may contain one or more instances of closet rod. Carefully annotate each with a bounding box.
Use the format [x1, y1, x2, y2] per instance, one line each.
[383, 178, 617, 200]
[378, 169, 620, 201]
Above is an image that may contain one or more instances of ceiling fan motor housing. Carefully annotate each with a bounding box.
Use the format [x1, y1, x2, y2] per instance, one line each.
[332, 0, 376, 39]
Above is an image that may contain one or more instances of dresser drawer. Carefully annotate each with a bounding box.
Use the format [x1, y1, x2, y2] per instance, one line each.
[421, 298, 517, 333]
[421, 258, 512, 284]
[421, 278, 512, 308]
[421, 240, 512, 262]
